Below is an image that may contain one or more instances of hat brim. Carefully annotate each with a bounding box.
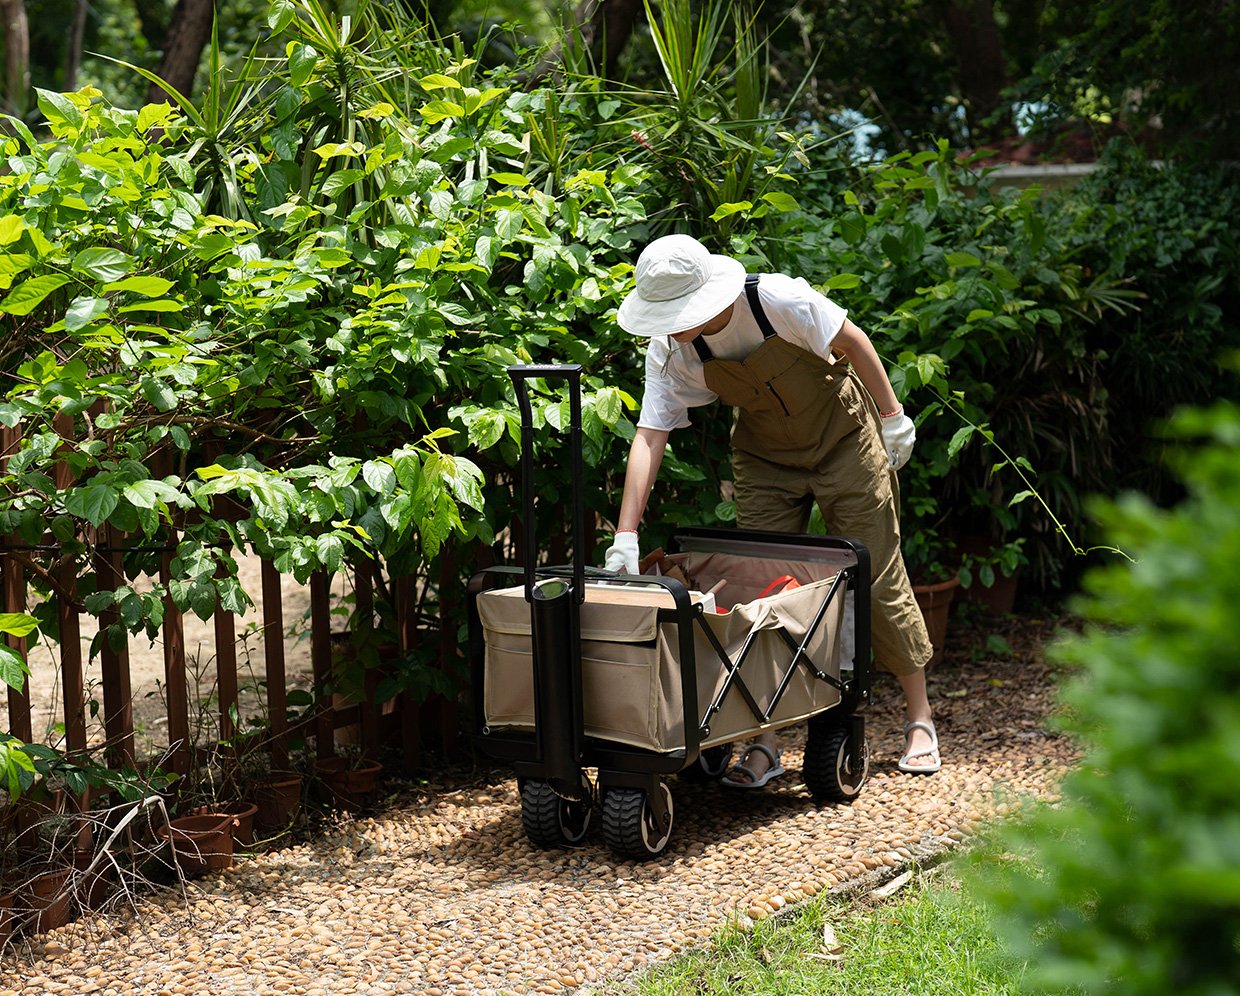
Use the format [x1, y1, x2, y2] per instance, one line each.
[616, 255, 746, 336]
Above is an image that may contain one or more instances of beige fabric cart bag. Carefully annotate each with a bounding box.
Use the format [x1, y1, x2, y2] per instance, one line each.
[478, 551, 848, 753]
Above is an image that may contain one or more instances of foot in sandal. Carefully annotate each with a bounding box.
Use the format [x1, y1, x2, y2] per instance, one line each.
[898, 720, 941, 774]
[721, 738, 785, 789]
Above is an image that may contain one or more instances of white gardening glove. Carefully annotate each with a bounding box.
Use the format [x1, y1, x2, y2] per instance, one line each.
[880, 407, 916, 470]
[603, 531, 640, 574]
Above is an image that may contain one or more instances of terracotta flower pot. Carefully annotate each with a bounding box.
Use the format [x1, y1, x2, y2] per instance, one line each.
[253, 774, 303, 832]
[0, 886, 18, 944]
[189, 801, 260, 848]
[958, 571, 1019, 615]
[913, 576, 961, 668]
[28, 866, 73, 934]
[314, 757, 383, 810]
[157, 814, 237, 877]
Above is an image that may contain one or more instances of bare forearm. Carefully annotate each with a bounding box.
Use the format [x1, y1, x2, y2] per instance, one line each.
[834, 319, 900, 414]
[617, 427, 669, 531]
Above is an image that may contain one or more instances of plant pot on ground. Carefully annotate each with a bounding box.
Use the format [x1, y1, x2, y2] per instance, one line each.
[0, 882, 17, 945]
[903, 528, 962, 668]
[156, 814, 238, 878]
[184, 800, 260, 849]
[252, 772, 304, 834]
[26, 864, 73, 934]
[954, 535, 1027, 616]
[912, 575, 961, 668]
[213, 801, 259, 849]
[313, 754, 383, 812]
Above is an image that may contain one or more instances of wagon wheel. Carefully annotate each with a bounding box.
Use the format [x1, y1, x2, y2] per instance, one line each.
[679, 743, 734, 782]
[803, 718, 869, 803]
[520, 779, 593, 849]
[602, 782, 674, 860]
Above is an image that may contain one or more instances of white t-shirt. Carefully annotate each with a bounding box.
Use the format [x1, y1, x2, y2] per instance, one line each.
[636, 273, 849, 431]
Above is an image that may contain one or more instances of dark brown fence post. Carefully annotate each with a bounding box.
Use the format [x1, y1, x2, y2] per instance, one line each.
[52, 414, 88, 758]
[260, 558, 289, 773]
[437, 546, 460, 757]
[395, 573, 420, 770]
[159, 543, 189, 777]
[54, 590, 87, 760]
[213, 561, 238, 762]
[354, 563, 380, 761]
[309, 570, 334, 759]
[93, 525, 133, 767]
[0, 424, 32, 744]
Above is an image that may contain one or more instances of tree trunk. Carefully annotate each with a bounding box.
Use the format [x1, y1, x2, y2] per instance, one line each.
[940, 0, 1010, 143]
[63, 0, 88, 92]
[146, 0, 215, 105]
[594, 0, 642, 79]
[0, 0, 30, 116]
[133, 0, 171, 51]
[529, 0, 643, 82]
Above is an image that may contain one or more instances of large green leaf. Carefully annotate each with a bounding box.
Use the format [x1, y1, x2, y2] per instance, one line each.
[0, 274, 71, 316]
[140, 377, 178, 411]
[124, 479, 182, 510]
[65, 483, 121, 527]
[73, 248, 134, 282]
[362, 460, 397, 495]
[65, 295, 110, 331]
[0, 613, 39, 638]
[104, 276, 176, 297]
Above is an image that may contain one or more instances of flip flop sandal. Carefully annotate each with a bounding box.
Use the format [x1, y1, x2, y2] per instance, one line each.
[721, 743, 786, 789]
[898, 720, 942, 774]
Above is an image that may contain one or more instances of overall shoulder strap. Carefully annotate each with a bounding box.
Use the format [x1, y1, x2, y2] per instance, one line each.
[691, 335, 714, 363]
[743, 274, 779, 340]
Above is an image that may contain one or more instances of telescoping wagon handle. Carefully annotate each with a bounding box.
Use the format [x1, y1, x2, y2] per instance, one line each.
[508, 364, 587, 603]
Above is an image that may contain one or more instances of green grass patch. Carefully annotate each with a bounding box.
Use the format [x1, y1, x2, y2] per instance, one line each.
[609, 863, 1032, 996]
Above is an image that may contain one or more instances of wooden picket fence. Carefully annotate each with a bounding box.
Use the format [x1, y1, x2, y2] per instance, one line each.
[0, 423, 464, 786]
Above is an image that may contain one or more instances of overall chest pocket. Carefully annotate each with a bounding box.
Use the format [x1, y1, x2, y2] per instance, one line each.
[763, 354, 835, 418]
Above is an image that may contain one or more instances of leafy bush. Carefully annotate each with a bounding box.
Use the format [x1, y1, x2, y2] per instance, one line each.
[760, 143, 1132, 587]
[970, 394, 1240, 993]
[1062, 143, 1240, 504]
[758, 142, 1240, 592]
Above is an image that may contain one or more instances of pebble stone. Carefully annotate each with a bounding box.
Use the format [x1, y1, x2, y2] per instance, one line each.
[0, 618, 1073, 995]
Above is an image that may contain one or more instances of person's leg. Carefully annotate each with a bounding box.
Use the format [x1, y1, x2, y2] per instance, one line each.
[810, 382, 939, 772]
[895, 668, 938, 769]
[726, 451, 811, 786]
[721, 730, 782, 786]
[732, 452, 813, 534]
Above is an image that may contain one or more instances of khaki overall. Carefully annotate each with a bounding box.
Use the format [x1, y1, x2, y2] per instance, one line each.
[691, 276, 932, 676]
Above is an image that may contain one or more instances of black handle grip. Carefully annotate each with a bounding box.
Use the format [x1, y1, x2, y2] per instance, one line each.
[508, 365, 586, 602]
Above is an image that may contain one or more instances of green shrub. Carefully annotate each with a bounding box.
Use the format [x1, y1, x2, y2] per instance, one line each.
[763, 143, 1126, 588]
[1063, 143, 1240, 505]
[970, 393, 1240, 993]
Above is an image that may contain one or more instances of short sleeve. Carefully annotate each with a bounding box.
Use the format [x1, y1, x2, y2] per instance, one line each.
[758, 276, 848, 362]
[636, 337, 717, 431]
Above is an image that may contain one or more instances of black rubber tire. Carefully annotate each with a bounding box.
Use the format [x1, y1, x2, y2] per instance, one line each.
[520, 779, 593, 849]
[679, 743, 734, 782]
[601, 783, 674, 860]
[803, 718, 869, 803]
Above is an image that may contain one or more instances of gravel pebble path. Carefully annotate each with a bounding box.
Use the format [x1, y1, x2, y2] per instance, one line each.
[0, 616, 1075, 996]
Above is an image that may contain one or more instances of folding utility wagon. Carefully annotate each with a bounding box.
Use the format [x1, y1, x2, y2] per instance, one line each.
[468, 365, 873, 860]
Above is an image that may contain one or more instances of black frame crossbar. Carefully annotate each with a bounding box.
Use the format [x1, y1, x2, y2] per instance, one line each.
[669, 526, 873, 718]
[689, 567, 851, 739]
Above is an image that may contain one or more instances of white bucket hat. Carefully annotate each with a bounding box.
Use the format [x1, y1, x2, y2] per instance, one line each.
[616, 234, 746, 336]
